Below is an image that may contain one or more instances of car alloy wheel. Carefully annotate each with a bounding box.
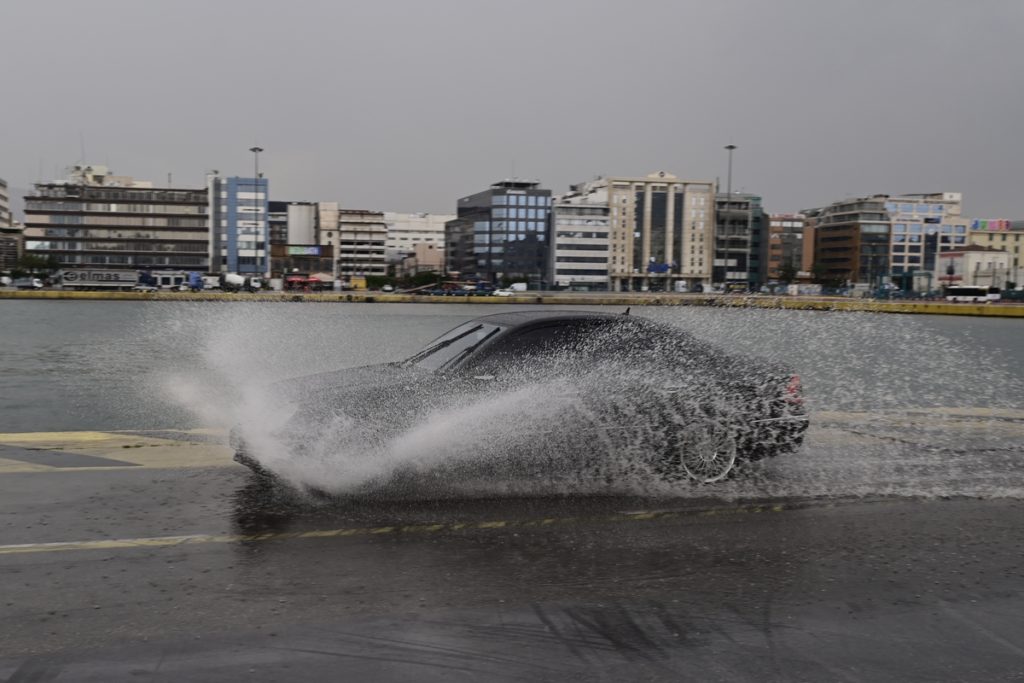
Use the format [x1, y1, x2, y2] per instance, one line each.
[679, 422, 738, 484]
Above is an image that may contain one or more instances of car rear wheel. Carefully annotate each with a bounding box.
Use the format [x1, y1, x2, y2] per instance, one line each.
[676, 422, 738, 484]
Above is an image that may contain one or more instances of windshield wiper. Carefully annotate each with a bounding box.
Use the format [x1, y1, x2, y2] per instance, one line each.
[403, 325, 484, 366]
[442, 327, 502, 371]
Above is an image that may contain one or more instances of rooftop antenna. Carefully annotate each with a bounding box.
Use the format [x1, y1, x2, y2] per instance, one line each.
[79, 130, 87, 165]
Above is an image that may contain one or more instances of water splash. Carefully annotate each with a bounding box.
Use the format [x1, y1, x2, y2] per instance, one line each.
[129, 303, 1023, 501]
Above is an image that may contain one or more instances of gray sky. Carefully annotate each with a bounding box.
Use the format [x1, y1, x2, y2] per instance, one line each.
[2, 0, 1022, 218]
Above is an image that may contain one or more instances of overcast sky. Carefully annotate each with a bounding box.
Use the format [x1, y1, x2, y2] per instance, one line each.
[2, 0, 1021, 218]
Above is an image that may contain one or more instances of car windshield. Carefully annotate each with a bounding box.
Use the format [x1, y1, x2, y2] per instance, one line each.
[406, 322, 504, 371]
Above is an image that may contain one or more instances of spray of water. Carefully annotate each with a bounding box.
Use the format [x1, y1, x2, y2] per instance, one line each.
[124, 303, 1023, 501]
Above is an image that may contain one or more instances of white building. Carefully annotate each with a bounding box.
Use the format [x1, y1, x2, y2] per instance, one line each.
[384, 212, 453, 261]
[319, 208, 388, 279]
[0, 177, 11, 228]
[550, 180, 611, 290]
[884, 192, 968, 281]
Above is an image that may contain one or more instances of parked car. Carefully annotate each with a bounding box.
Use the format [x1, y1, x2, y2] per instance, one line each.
[231, 311, 807, 488]
[493, 288, 515, 297]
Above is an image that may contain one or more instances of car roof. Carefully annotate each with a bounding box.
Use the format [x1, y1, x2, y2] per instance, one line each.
[468, 309, 637, 329]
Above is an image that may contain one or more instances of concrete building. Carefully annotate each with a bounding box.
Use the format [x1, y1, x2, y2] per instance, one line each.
[267, 201, 329, 276]
[804, 191, 971, 289]
[0, 177, 11, 228]
[0, 222, 22, 271]
[938, 245, 1012, 288]
[803, 196, 892, 286]
[23, 165, 209, 272]
[883, 193, 967, 286]
[601, 172, 715, 292]
[397, 242, 444, 278]
[319, 208, 388, 280]
[384, 212, 453, 261]
[766, 214, 805, 282]
[446, 180, 552, 286]
[550, 179, 611, 290]
[715, 193, 767, 288]
[208, 174, 269, 276]
[969, 219, 1023, 287]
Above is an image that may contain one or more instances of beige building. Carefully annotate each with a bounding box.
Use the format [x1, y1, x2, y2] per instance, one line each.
[939, 245, 1012, 288]
[969, 220, 1022, 286]
[319, 208, 387, 279]
[398, 242, 444, 278]
[384, 212, 453, 261]
[603, 172, 715, 292]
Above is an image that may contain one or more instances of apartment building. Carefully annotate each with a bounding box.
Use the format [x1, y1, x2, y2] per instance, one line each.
[319, 209, 388, 279]
[766, 214, 805, 281]
[714, 193, 766, 287]
[384, 212, 453, 261]
[23, 165, 209, 272]
[549, 180, 611, 290]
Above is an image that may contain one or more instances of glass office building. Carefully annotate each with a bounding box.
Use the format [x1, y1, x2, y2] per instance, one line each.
[445, 180, 552, 286]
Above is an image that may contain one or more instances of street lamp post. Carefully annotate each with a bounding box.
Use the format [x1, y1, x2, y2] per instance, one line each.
[724, 144, 737, 200]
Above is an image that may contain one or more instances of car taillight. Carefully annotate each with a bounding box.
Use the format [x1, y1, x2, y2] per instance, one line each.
[785, 375, 803, 404]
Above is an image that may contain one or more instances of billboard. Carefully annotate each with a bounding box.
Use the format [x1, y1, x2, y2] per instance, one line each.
[287, 246, 322, 256]
[60, 270, 138, 287]
[972, 219, 1011, 231]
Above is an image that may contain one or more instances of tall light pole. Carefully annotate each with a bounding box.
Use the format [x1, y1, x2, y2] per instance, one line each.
[724, 144, 737, 200]
[249, 146, 265, 278]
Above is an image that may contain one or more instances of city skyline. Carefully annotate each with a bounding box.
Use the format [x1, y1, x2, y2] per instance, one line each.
[2, 1, 1022, 220]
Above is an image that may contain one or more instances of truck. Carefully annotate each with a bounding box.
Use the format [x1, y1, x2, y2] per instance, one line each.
[13, 277, 44, 290]
[137, 271, 201, 291]
[59, 270, 138, 290]
[509, 282, 528, 292]
[220, 273, 262, 293]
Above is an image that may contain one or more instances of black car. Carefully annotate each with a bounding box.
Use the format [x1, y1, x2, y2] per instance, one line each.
[232, 310, 807, 488]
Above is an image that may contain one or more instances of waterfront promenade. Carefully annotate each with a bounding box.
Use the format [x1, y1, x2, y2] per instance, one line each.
[3, 288, 1024, 317]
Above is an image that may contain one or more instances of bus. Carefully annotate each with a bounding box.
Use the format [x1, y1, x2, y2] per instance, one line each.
[944, 286, 1001, 303]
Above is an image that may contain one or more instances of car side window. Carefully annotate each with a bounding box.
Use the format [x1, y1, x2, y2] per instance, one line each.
[467, 323, 594, 375]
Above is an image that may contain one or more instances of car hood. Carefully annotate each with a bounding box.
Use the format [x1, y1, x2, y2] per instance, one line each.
[274, 363, 429, 399]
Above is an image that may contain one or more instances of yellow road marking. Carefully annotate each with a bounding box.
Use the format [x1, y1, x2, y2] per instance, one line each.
[0, 504, 797, 557]
[0, 430, 234, 473]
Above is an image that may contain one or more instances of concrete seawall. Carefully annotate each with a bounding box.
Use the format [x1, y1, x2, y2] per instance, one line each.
[3, 288, 1024, 317]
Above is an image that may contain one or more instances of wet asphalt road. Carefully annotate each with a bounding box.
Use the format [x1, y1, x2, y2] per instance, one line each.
[1, 463, 1023, 682]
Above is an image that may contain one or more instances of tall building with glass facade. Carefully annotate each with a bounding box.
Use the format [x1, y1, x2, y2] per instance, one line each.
[208, 175, 268, 275]
[445, 180, 552, 286]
